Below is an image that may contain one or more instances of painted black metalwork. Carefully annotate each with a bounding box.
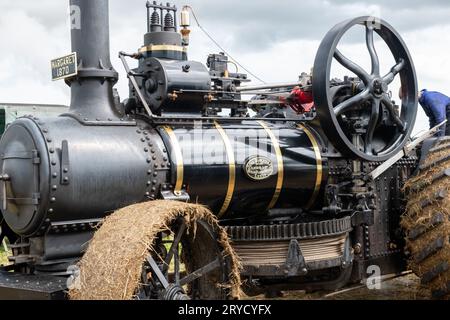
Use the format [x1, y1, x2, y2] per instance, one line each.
[158, 121, 327, 216]
[0, 0, 428, 300]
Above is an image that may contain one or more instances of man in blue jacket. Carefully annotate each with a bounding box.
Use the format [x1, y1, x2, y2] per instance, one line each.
[418, 89, 450, 136]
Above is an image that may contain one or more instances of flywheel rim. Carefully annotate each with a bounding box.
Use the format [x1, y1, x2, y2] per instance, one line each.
[313, 16, 418, 161]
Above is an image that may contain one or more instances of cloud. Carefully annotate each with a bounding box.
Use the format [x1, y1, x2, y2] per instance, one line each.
[0, 0, 448, 134]
[0, 7, 69, 104]
[0, 0, 66, 28]
[170, 0, 450, 52]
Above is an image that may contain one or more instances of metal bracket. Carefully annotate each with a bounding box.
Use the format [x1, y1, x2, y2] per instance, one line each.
[322, 184, 342, 215]
[285, 239, 307, 276]
[60, 140, 70, 185]
[160, 190, 190, 202]
[60, 113, 136, 126]
[341, 236, 353, 268]
[351, 210, 374, 227]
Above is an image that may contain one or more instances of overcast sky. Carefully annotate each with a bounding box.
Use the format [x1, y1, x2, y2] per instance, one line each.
[1, 0, 450, 133]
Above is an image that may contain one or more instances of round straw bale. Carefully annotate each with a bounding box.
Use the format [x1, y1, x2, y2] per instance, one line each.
[69, 200, 242, 300]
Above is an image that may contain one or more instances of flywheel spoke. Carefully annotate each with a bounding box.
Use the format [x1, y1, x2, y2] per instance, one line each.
[382, 59, 405, 84]
[365, 99, 381, 154]
[365, 25, 380, 76]
[334, 49, 371, 84]
[334, 88, 371, 115]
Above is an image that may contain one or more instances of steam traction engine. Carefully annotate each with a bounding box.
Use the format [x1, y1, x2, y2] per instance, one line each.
[0, 0, 449, 299]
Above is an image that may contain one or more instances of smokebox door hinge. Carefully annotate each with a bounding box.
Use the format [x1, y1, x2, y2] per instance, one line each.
[32, 150, 40, 164]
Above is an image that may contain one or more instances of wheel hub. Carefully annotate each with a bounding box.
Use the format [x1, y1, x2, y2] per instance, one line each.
[163, 284, 190, 300]
[371, 78, 387, 97]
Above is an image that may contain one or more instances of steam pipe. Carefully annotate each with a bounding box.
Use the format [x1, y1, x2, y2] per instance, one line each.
[236, 82, 304, 92]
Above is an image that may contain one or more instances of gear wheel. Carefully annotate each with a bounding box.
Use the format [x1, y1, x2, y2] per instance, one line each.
[403, 139, 450, 299]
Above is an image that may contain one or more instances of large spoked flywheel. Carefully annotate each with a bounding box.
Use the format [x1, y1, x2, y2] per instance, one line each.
[313, 16, 418, 161]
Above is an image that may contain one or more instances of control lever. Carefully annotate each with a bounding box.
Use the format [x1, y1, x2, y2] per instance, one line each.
[118, 51, 155, 119]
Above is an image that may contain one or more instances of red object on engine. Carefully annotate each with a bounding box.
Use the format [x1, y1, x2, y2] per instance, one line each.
[286, 86, 314, 113]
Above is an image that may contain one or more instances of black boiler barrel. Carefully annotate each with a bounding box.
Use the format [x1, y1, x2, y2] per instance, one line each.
[158, 121, 328, 218]
[0, 116, 168, 236]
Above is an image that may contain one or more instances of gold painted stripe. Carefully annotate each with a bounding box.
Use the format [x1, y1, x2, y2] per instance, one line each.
[214, 121, 236, 217]
[139, 44, 187, 53]
[163, 126, 184, 196]
[298, 124, 323, 209]
[257, 121, 284, 209]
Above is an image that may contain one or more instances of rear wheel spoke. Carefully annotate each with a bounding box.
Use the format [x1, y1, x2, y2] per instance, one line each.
[163, 219, 186, 273]
[174, 243, 180, 284]
[147, 256, 170, 289]
[180, 258, 221, 286]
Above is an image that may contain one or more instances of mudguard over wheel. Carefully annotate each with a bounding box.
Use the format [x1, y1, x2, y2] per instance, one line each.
[403, 138, 450, 299]
[69, 200, 241, 300]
